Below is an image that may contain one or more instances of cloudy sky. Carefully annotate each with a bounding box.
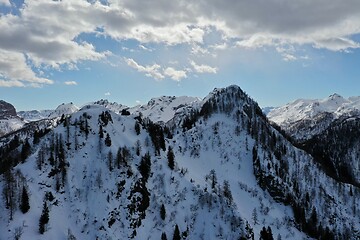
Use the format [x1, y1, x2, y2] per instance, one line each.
[1, 0, 360, 110]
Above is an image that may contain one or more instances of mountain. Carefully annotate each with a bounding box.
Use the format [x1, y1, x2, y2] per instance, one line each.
[130, 96, 201, 124]
[267, 93, 360, 142]
[0, 100, 25, 137]
[0, 86, 359, 240]
[48, 103, 79, 119]
[268, 93, 360, 189]
[18, 110, 54, 122]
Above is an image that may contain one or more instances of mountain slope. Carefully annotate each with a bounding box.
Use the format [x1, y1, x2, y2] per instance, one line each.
[0, 100, 25, 137]
[0, 86, 359, 239]
[268, 94, 360, 141]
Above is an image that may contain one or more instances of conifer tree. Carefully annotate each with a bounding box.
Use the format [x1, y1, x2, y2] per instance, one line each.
[105, 133, 112, 147]
[160, 204, 166, 220]
[167, 146, 175, 170]
[173, 224, 180, 240]
[20, 186, 30, 214]
[39, 200, 49, 234]
[161, 232, 167, 240]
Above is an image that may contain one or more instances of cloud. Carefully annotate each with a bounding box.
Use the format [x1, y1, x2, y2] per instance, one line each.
[105, 92, 111, 96]
[190, 60, 218, 74]
[125, 58, 189, 81]
[0, 49, 53, 87]
[1, 0, 360, 86]
[125, 58, 164, 80]
[64, 81, 78, 86]
[0, 0, 10, 6]
[164, 67, 187, 81]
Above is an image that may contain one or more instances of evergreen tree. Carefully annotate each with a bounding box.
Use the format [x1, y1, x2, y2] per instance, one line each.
[161, 232, 167, 240]
[99, 125, 104, 138]
[21, 139, 31, 163]
[259, 226, 274, 240]
[138, 153, 151, 182]
[160, 204, 166, 220]
[209, 169, 217, 190]
[167, 146, 175, 170]
[135, 121, 141, 135]
[107, 151, 113, 172]
[105, 133, 112, 147]
[39, 200, 49, 234]
[223, 180, 233, 204]
[173, 224, 181, 240]
[20, 186, 30, 214]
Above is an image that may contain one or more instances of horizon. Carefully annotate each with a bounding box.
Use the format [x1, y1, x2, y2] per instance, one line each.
[7, 85, 360, 112]
[1, 1, 360, 111]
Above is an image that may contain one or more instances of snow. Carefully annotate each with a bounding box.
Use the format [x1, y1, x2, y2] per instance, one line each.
[0, 117, 25, 136]
[48, 103, 79, 119]
[18, 110, 53, 122]
[130, 96, 201, 124]
[1, 86, 360, 239]
[267, 93, 360, 140]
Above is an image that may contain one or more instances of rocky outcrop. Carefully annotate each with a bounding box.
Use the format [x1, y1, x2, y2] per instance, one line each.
[0, 100, 17, 119]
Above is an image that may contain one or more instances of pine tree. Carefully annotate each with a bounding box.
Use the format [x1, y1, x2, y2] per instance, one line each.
[21, 139, 31, 163]
[39, 200, 49, 234]
[223, 180, 233, 204]
[135, 121, 141, 135]
[167, 146, 175, 170]
[161, 232, 167, 240]
[160, 204, 166, 220]
[105, 133, 112, 147]
[173, 224, 181, 240]
[20, 186, 30, 214]
[107, 151, 113, 172]
[252, 208, 258, 225]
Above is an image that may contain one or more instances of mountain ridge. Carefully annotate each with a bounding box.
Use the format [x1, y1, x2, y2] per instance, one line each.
[0, 85, 359, 239]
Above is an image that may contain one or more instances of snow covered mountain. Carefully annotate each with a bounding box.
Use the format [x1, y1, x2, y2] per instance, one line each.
[48, 103, 79, 119]
[18, 110, 54, 122]
[130, 96, 201, 124]
[1, 86, 359, 240]
[267, 94, 360, 141]
[267, 94, 360, 186]
[0, 100, 25, 137]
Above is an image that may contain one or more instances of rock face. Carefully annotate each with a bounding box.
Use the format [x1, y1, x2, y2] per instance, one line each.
[0, 100, 17, 119]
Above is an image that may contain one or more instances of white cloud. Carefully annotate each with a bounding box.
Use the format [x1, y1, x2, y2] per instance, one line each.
[125, 58, 164, 80]
[1, 0, 360, 86]
[105, 92, 111, 96]
[164, 67, 187, 81]
[64, 81, 78, 86]
[0, 49, 53, 87]
[190, 60, 218, 74]
[0, 0, 10, 6]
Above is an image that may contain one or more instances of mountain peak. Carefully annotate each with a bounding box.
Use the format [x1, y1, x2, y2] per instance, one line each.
[0, 100, 17, 120]
[48, 102, 79, 119]
[328, 93, 342, 99]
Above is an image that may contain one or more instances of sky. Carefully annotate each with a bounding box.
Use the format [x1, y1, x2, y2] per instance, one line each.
[0, 0, 360, 111]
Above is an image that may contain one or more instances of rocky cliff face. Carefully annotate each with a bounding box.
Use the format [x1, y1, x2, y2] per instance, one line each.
[0, 100, 17, 120]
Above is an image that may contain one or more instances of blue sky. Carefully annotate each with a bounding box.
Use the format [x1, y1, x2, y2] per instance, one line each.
[1, 0, 360, 110]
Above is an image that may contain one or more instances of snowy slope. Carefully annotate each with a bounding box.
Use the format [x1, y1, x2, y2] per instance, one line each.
[47, 103, 79, 119]
[1, 86, 360, 240]
[0, 118, 25, 136]
[92, 99, 128, 114]
[130, 96, 201, 124]
[268, 93, 360, 141]
[18, 110, 53, 122]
